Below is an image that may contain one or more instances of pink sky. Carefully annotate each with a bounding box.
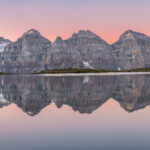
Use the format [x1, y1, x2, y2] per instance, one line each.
[0, 0, 150, 44]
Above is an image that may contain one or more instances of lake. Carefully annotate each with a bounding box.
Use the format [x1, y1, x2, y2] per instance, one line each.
[0, 74, 150, 150]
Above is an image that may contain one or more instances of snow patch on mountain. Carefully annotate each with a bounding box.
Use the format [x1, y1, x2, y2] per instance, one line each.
[83, 61, 94, 69]
[118, 67, 121, 71]
[0, 43, 8, 53]
[0, 93, 9, 104]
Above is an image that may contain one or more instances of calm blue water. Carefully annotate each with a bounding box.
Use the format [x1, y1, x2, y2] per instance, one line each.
[0, 74, 150, 150]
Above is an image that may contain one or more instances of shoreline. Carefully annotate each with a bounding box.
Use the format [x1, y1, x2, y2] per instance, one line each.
[37, 72, 150, 77]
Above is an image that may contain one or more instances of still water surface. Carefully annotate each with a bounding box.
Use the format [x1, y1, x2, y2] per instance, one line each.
[0, 74, 150, 150]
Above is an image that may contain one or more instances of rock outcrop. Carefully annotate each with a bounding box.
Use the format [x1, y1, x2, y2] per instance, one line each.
[1, 29, 52, 73]
[0, 29, 118, 73]
[0, 37, 11, 44]
[45, 35, 83, 70]
[112, 30, 150, 70]
[0, 29, 150, 73]
[63, 30, 117, 70]
[0, 37, 11, 53]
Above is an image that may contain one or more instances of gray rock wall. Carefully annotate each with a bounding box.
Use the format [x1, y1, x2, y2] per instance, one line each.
[0, 29, 117, 73]
[1, 29, 150, 73]
[112, 30, 150, 70]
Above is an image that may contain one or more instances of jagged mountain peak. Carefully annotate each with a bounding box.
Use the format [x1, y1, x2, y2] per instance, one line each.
[120, 29, 148, 40]
[54, 36, 63, 43]
[0, 37, 7, 41]
[20, 29, 51, 43]
[72, 29, 101, 39]
[0, 37, 11, 53]
[0, 37, 11, 44]
[112, 29, 150, 70]
[22, 29, 41, 37]
[53, 36, 63, 46]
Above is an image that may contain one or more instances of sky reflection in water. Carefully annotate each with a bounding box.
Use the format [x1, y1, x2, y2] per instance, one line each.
[0, 74, 149, 150]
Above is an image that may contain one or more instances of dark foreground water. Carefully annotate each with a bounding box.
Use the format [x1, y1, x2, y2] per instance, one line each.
[0, 74, 150, 150]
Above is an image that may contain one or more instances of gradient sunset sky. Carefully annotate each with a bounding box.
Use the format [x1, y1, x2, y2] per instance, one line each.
[0, 0, 149, 43]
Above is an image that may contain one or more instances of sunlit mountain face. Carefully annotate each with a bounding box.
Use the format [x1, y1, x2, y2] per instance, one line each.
[0, 74, 150, 116]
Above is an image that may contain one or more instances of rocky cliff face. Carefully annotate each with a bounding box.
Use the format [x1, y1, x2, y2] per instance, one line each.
[0, 37, 11, 44]
[45, 35, 83, 70]
[0, 37, 11, 53]
[112, 30, 150, 70]
[1, 29, 52, 73]
[63, 30, 117, 70]
[1, 29, 150, 73]
[0, 29, 118, 73]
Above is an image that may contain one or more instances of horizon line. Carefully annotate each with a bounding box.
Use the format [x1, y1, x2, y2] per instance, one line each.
[1, 28, 149, 45]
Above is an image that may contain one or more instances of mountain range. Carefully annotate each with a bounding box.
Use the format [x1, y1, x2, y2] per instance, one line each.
[0, 29, 150, 73]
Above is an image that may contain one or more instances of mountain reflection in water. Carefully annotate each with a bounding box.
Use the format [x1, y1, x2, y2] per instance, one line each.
[0, 74, 150, 116]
